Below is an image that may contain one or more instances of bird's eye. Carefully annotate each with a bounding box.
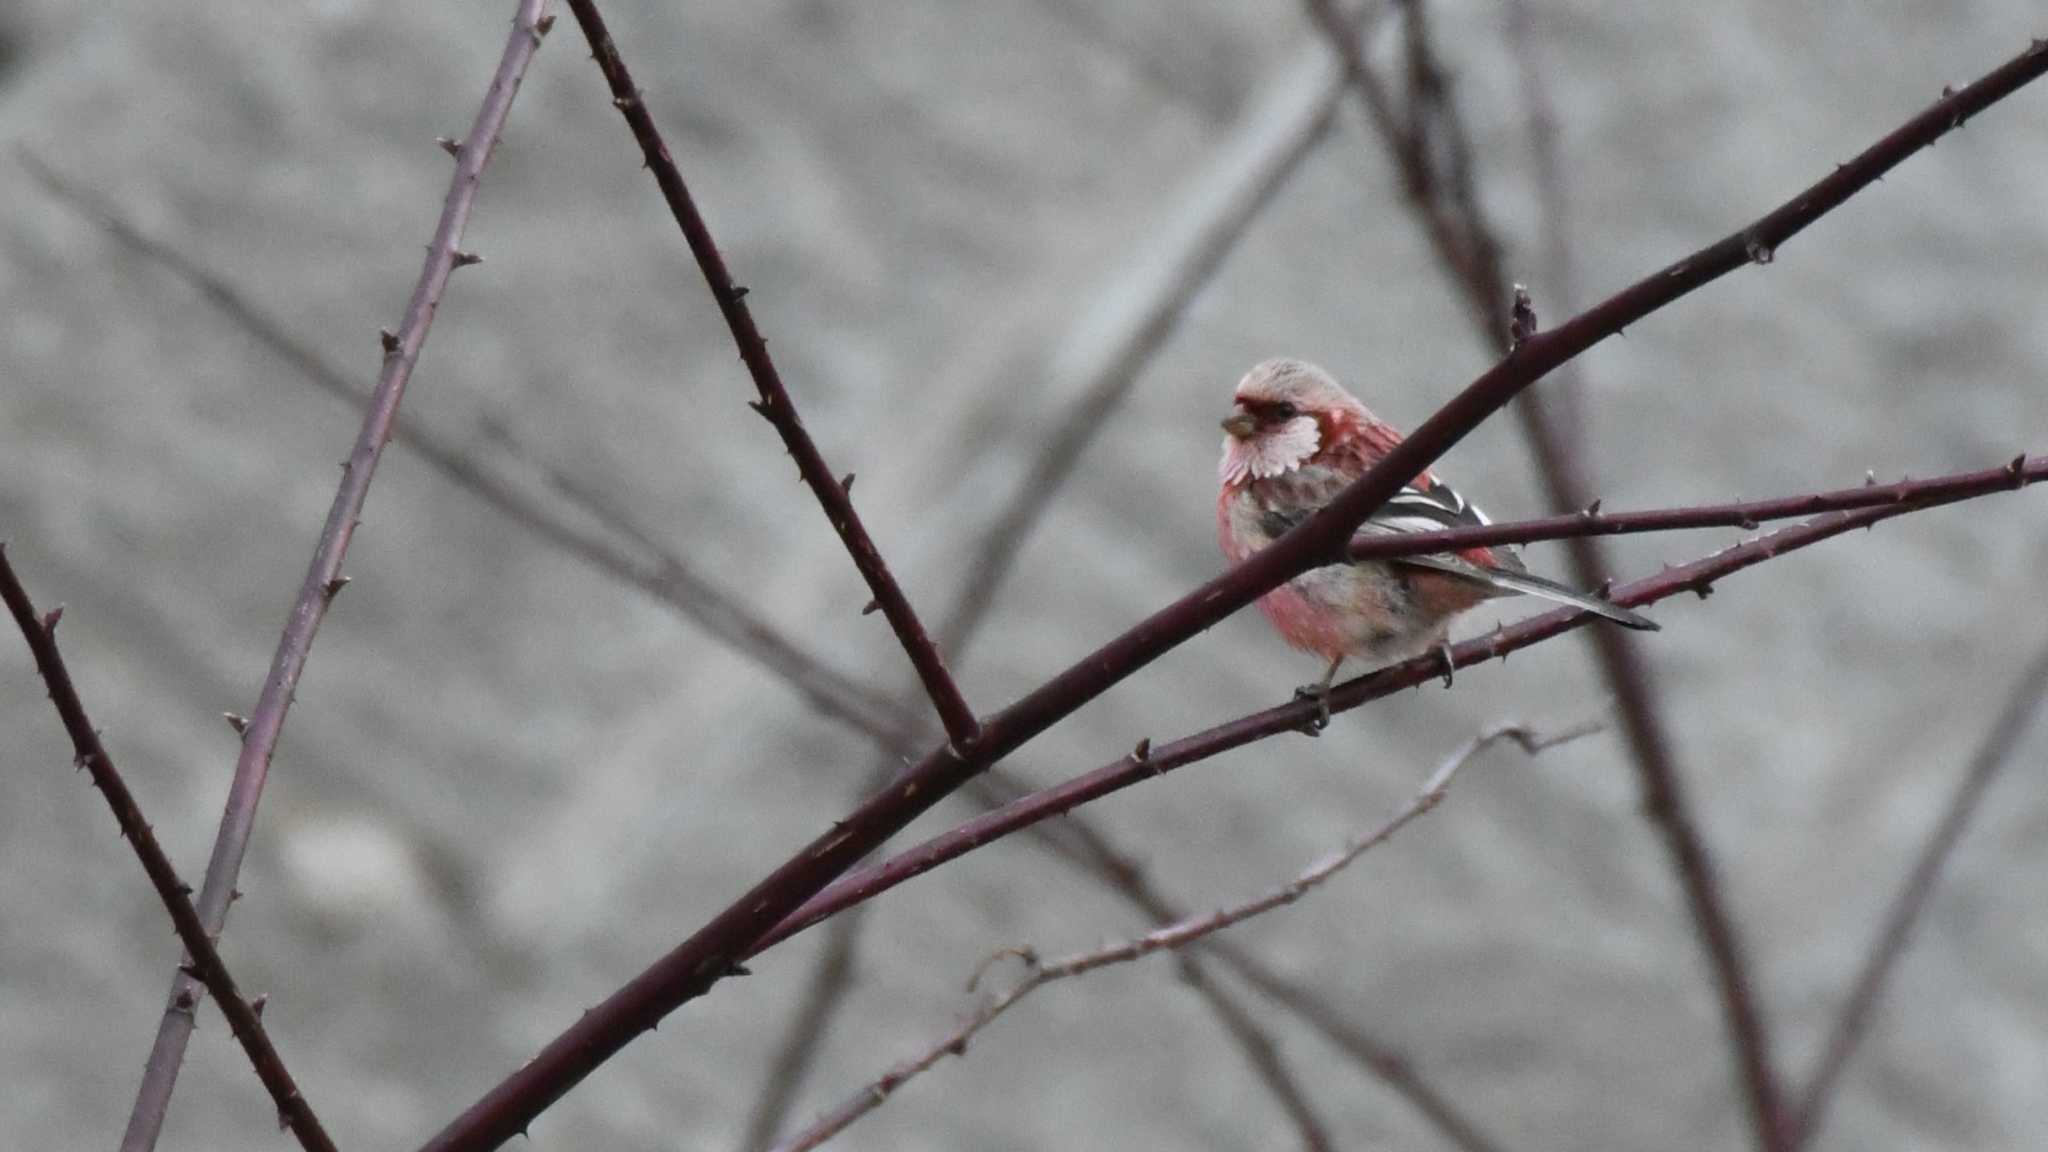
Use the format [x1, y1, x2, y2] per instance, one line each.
[1270, 402, 1298, 420]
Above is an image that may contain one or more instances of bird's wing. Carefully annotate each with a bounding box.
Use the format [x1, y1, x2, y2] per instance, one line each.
[1259, 482, 1658, 631]
[1394, 553, 1659, 630]
[1358, 479, 1526, 573]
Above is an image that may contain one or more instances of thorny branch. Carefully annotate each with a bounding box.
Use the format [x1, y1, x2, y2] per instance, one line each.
[0, 550, 339, 1152]
[768, 722, 1598, 1152]
[121, 5, 558, 1150]
[415, 35, 2048, 1152]
[562, 0, 979, 748]
[1339, 459, 2047, 565]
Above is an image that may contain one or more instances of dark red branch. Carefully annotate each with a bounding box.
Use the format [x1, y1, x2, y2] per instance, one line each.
[0, 549, 339, 1152]
[414, 36, 2048, 1152]
[563, 0, 978, 748]
[1347, 456, 2043, 564]
[755, 493, 2002, 949]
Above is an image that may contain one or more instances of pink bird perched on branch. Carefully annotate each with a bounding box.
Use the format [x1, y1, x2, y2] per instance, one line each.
[1217, 358, 1656, 724]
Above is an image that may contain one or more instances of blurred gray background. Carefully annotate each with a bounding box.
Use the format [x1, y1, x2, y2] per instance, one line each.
[3, 2, 2047, 1149]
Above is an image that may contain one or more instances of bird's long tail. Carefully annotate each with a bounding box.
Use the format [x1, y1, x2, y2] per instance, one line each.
[1395, 554, 1659, 631]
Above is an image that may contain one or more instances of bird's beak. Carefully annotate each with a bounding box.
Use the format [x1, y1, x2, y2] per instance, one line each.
[1220, 410, 1257, 439]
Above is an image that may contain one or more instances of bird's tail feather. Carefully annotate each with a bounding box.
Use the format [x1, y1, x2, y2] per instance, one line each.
[1395, 555, 1659, 631]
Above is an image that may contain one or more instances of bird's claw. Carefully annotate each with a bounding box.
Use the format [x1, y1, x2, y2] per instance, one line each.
[1436, 643, 1456, 688]
[1292, 683, 1332, 734]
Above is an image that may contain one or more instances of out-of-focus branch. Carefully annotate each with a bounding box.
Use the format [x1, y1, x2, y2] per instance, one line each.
[417, 38, 2048, 1152]
[118, 5, 558, 1150]
[759, 492, 2014, 947]
[768, 722, 1594, 1152]
[0, 549, 338, 1152]
[563, 0, 978, 747]
[1343, 457, 2045, 563]
[1310, 2, 1801, 1142]
[1790, 639, 2048, 1146]
[18, 155, 920, 746]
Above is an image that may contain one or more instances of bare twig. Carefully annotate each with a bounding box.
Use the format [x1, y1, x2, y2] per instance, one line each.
[564, 0, 977, 747]
[759, 494, 2006, 947]
[1790, 638, 2048, 1146]
[769, 722, 1594, 1152]
[0, 549, 339, 1152]
[117, 6, 557, 1149]
[417, 40, 2048, 1152]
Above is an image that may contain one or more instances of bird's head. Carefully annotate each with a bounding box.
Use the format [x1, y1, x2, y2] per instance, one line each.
[1219, 358, 1364, 485]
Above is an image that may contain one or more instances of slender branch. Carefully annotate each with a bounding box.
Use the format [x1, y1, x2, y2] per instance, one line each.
[416, 39, 2048, 1152]
[0, 549, 339, 1152]
[769, 723, 1593, 1152]
[119, 7, 556, 1149]
[758, 492, 2010, 948]
[1346, 457, 2045, 563]
[742, 912, 865, 1151]
[563, 0, 977, 747]
[18, 153, 921, 756]
[1198, 933, 1507, 1152]
[1790, 638, 2048, 1146]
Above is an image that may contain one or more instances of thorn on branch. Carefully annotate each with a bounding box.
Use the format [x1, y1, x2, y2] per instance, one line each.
[224, 711, 249, 736]
[38, 605, 62, 634]
[840, 472, 855, 493]
[1744, 234, 1775, 265]
[172, 988, 197, 1014]
[450, 250, 483, 268]
[436, 136, 461, 158]
[725, 960, 753, 978]
[2007, 453, 2029, 482]
[1694, 581, 1715, 599]
[1865, 470, 1879, 486]
[861, 599, 880, 616]
[251, 993, 268, 1017]
[534, 12, 556, 37]
[1508, 284, 1538, 349]
[728, 284, 750, 303]
[379, 328, 399, 354]
[1132, 737, 1151, 763]
[746, 399, 772, 421]
[612, 91, 643, 112]
[322, 575, 350, 600]
[1581, 498, 1603, 518]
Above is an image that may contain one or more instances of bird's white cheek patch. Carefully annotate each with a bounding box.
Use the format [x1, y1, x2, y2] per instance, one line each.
[1219, 417, 1320, 484]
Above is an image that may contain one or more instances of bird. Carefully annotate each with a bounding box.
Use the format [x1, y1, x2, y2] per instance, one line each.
[1217, 358, 1656, 723]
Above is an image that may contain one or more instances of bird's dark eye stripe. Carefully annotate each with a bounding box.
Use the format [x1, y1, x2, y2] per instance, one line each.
[1241, 399, 1300, 421]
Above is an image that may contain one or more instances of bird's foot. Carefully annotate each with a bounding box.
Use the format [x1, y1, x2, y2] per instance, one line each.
[1435, 643, 1456, 688]
[1292, 682, 1333, 735]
